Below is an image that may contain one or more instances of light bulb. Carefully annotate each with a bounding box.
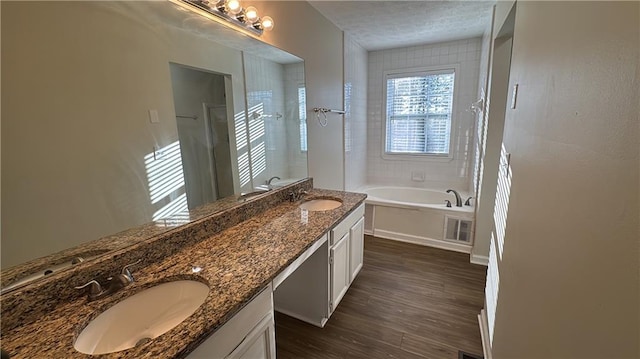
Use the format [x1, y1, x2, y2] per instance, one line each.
[226, 0, 241, 15]
[261, 16, 274, 31]
[244, 6, 259, 23]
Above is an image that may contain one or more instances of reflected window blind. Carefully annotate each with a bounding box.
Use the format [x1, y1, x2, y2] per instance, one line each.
[344, 82, 352, 152]
[298, 86, 307, 152]
[385, 71, 454, 154]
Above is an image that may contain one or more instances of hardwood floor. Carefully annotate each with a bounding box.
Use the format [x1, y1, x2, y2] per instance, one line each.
[275, 235, 487, 359]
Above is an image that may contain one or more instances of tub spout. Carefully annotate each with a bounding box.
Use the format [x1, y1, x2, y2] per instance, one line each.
[267, 176, 281, 185]
[446, 189, 463, 207]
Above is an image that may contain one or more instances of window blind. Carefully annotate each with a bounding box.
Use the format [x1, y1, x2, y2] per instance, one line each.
[385, 71, 455, 155]
[344, 82, 352, 152]
[298, 87, 307, 152]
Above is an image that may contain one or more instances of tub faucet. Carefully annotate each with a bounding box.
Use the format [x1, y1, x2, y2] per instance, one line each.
[75, 260, 140, 301]
[267, 176, 281, 185]
[446, 189, 463, 207]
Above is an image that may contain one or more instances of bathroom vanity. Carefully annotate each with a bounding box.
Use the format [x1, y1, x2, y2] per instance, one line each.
[186, 203, 366, 358]
[0, 179, 367, 358]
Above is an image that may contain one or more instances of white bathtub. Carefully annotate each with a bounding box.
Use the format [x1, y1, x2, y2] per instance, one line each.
[361, 186, 475, 253]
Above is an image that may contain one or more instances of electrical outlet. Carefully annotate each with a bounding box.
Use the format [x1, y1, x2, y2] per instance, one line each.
[411, 171, 425, 182]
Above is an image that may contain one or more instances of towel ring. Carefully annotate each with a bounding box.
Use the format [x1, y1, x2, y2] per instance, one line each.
[315, 110, 328, 127]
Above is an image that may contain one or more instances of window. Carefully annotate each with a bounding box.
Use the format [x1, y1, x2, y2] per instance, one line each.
[344, 82, 352, 152]
[298, 86, 307, 152]
[384, 67, 456, 156]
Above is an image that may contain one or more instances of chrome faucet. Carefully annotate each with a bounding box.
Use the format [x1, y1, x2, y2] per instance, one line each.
[267, 176, 281, 185]
[446, 189, 463, 207]
[75, 260, 140, 301]
[288, 188, 309, 202]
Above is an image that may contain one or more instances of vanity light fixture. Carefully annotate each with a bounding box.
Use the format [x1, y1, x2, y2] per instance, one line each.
[182, 0, 274, 35]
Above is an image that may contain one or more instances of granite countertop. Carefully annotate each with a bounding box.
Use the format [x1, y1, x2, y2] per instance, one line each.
[0, 188, 255, 290]
[1, 188, 366, 358]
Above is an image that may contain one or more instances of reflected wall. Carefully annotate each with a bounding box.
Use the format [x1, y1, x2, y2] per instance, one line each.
[243, 54, 307, 187]
[0, 1, 304, 268]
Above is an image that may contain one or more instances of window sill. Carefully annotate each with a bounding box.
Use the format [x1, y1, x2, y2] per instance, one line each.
[381, 152, 454, 162]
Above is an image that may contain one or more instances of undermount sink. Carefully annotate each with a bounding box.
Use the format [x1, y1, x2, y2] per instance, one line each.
[74, 280, 209, 355]
[299, 198, 343, 211]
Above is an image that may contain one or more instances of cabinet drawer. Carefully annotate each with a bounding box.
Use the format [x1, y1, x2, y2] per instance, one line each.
[330, 204, 364, 246]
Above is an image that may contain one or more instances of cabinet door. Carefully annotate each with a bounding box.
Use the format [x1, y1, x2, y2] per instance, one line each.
[186, 286, 273, 358]
[227, 314, 276, 359]
[330, 232, 350, 313]
[349, 217, 365, 283]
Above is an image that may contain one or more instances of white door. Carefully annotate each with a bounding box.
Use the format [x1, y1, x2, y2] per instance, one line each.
[330, 232, 350, 314]
[349, 217, 365, 283]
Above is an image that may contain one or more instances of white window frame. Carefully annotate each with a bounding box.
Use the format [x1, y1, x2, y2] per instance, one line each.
[381, 65, 460, 161]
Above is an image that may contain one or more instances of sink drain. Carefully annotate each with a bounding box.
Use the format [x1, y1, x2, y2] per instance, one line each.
[135, 337, 152, 347]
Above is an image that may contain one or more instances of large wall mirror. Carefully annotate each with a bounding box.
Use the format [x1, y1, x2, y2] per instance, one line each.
[1, 1, 307, 291]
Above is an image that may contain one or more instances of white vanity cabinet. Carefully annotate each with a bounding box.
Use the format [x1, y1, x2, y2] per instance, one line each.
[349, 216, 365, 282]
[272, 203, 365, 327]
[186, 284, 275, 359]
[226, 314, 275, 359]
[328, 204, 365, 314]
[329, 232, 350, 313]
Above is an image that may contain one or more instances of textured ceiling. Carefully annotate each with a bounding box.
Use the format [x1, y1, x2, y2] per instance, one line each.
[308, 1, 495, 51]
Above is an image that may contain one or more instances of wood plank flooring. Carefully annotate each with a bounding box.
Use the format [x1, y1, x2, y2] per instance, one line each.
[275, 235, 487, 359]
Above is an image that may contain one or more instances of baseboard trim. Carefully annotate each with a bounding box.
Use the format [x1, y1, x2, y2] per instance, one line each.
[470, 254, 489, 266]
[373, 229, 472, 254]
[478, 309, 492, 359]
[275, 308, 327, 328]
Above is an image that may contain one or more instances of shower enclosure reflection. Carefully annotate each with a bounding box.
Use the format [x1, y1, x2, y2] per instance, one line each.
[168, 65, 235, 216]
[163, 55, 309, 220]
[243, 53, 308, 189]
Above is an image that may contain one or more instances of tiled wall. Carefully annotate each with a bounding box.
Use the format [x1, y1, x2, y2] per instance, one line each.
[283, 62, 308, 181]
[367, 38, 482, 192]
[472, 26, 494, 196]
[243, 54, 289, 188]
[344, 34, 368, 191]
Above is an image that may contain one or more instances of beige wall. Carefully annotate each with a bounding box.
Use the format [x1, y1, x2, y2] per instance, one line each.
[469, 9, 495, 265]
[473, 1, 515, 266]
[491, 1, 639, 357]
[255, 1, 345, 190]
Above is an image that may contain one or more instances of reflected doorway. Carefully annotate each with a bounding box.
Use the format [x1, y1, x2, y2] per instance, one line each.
[169, 64, 235, 209]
